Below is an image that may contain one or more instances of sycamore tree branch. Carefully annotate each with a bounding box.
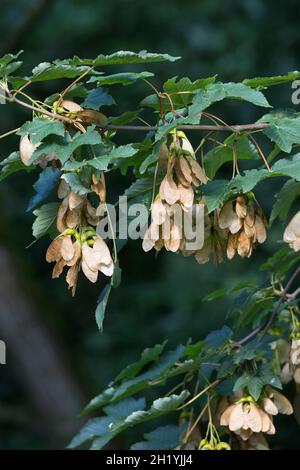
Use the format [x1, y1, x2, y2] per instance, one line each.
[234, 265, 300, 348]
[100, 123, 269, 133]
[2, 90, 269, 133]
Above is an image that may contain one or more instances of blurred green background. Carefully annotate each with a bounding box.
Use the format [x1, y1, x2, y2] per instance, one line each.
[0, 0, 300, 450]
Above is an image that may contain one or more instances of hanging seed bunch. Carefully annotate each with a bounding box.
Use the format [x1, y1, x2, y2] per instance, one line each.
[219, 388, 292, 442]
[46, 175, 113, 295]
[218, 193, 267, 260]
[281, 337, 300, 387]
[193, 205, 228, 265]
[283, 211, 300, 251]
[142, 131, 207, 253]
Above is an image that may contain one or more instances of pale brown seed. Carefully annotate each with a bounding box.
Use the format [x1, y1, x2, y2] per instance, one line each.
[178, 184, 194, 209]
[91, 173, 106, 202]
[61, 100, 82, 113]
[280, 362, 293, 384]
[158, 143, 169, 166]
[244, 403, 262, 432]
[178, 156, 193, 183]
[68, 191, 83, 210]
[66, 240, 82, 267]
[61, 235, 76, 261]
[263, 397, 278, 416]
[57, 198, 69, 232]
[77, 109, 107, 126]
[227, 233, 238, 260]
[159, 174, 180, 205]
[100, 259, 114, 277]
[258, 409, 273, 433]
[52, 258, 66, 278]
[228, 403, 245, 431]
[152, 199, 167, 225]
[245, 202, 255, 227]
[92, 235, 112, 267]
[142, 223, 160, 252]
[237, 231, 251, 257]
[66, 262, 80, 296]
[57, 179, 69, 199]
[272, 390, 293, 415]
[220, 404, 235, 426]
[188, 158, 208, 184]
[174, 160, 190, 187]
[19, 135, 39, 166]
[46, 237, 63, 263]
[218, 201, 236, 229]
[66, 207, 81, 229]
[293, 367, 300, 384]
[284, 212, 300, 244]
[244, 221, 256, 239]
[81, 258, 98, 283]
[235, 196, 247, 219]
[254, 215, 267, 243]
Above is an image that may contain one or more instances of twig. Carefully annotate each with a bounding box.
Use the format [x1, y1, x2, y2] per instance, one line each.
[99, 123, 269, 133]
[235, 265, 300, 347]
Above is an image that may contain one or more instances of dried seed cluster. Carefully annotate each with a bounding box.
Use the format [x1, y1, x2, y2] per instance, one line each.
[46, 177, 113, 294]
[142, 132, 207, 254]
[219, 194, 267, 260]
[281, 339, 300, 386]
[219, 388, 292, 442]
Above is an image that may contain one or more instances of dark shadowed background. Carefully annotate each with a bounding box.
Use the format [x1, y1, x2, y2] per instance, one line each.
[0, 0, 300, 450]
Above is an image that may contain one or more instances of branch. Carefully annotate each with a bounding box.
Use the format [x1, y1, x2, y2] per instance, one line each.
[100, 123, 269, 133]
[234, 264, 300, 347]
[3, 92, 270, 134]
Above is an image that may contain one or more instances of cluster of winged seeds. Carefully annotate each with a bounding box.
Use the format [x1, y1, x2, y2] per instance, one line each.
[142, 131, 207, 253]
[46, 179, 114, 295]
[219, 194, 267, 260]
[219, 388, 293, 445]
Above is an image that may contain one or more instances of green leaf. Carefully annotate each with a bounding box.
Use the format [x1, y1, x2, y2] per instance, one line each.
[32, 202, 59, 239]
[263, 117, 300, 152]
[203, 289, 227, 302]
[243, 71, 300, 89]
[88, 71, 154, 86]
[188, 82, 271, 120]
[0, 151, 33, 181]
[270, 180, 300, 225]
[108, 345, 185, 403]
[204, 135, 259, 179]
[139, 140, 163, 174]
[131, 423, 187, 450]
[61, 173, 90, 196]
[124, 175, 159, 200]
[109, 110, 141, 125]
[115, 341, 167, 383]
[27, 168, 61, 211]
[142, 75, 217, 111]
[71, 391, 188, 450]
[205, 326, 232, 349]
[68, 417, 112, 449]
[17, 118, 65, 144]
[81, 88, 115, 110]
[32, 126, 101, 165]
[61, 50, 180, 67]
[95, 284, 112, 332]
[82, 387, 116, 415]
[202, 179, 230, 213]
[111, 261, 122, 289]
[0, 51, 23, 78]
